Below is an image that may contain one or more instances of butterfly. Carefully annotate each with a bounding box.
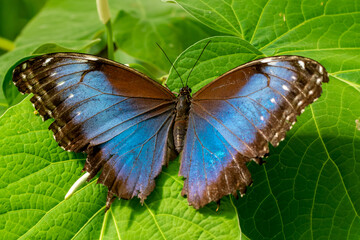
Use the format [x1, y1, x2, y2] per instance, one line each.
[12, 49, 329, 210]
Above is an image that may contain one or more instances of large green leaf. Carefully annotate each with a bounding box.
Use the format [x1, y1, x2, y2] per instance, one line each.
[169, 0, 360, 239]
[112, 0, 219, 75]
[0, 0, 218, 114]
[0, 96, 247, 239]
[1, 0, 359, 239]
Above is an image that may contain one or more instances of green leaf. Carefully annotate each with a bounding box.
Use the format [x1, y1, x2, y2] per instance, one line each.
[174, 0, 265, 38]
[235, 78, 360, 239]
[0, 96, 106, 239]
[168, 0, 360, 239]
[112, 0, 219, 75]
[0, 0, 218, 113]
[0, 97, 247, 239]
[1, 0, 360, 239]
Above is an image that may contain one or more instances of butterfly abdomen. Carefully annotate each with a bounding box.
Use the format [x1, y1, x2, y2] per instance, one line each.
[173, 88, 192, 152]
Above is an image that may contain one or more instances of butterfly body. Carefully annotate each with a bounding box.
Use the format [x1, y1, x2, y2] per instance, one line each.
[12, 52, 329, 209]
[174, 86, 192, 152]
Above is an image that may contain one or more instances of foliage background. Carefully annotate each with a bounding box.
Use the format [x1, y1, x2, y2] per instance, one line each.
[0, 0, 359, 239]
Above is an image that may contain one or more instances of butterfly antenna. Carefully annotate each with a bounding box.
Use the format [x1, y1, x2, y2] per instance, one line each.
[185, 40, 211, 86]
[156, 43, 185, 87]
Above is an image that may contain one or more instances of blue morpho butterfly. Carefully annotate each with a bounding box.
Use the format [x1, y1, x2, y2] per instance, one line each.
[12, 43, 329, 210]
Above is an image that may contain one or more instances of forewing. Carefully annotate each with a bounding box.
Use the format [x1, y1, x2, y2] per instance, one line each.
[181, 55, 329, 209]
[13, 53, 176, 204]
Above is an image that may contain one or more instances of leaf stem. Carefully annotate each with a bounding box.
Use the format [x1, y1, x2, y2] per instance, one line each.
[105, 20, 114, 60]
[96, 0, 114, 60]
[0, 37, 15, 51]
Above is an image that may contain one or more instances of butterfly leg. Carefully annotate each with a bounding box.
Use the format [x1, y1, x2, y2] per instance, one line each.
[252, 156, 267, 165]
[216, 200, 221, 211]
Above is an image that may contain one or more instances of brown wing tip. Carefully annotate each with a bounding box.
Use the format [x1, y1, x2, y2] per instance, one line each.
[184, 155, 253, 209]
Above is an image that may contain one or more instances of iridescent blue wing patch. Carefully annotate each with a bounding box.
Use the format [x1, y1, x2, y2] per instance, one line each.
[180, 56, 329, 209]
[13, 53, 176, 206]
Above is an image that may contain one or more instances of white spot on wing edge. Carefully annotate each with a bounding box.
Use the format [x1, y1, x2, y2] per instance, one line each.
[259, 57, 276, 64]
[298, 60, 305, 69]
[270, 98, 276, 103]
[260, 116, 265, 121]
[46, 109, 52, 117]
[316, 78, 322, 85]
[282, 85, 290, 91]
[21, 63, 27, 70]
[318, 65, 324, 74]
[84, 55, 99, 61]
[43, 57, 53, 66]
[20, 73, 27, 80]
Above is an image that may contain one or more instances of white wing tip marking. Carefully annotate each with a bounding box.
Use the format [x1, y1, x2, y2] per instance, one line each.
[20, 73, 27, 80]
[316, 78, 322, 85]
[318, 66, 324, 74]
[43, 57, 53, 66]
[260, 58, 274, 63]
[282, 85, 289, 91]
[21, 63, 27, 70]
[85, 55, 98, 61]
[298, 60, 305, 69]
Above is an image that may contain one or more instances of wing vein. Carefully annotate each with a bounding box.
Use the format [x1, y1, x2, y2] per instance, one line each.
[122, 113, 173, 196]
[83, 103, 173, 145]
[224, 99, 270, 142]
[192, 102, 257, 156]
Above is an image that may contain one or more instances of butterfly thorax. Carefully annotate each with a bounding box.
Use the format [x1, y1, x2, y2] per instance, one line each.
[173, 87, 192, 153]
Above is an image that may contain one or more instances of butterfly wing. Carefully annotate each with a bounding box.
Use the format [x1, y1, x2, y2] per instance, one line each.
[13, 53, 176, 205]
[180, 55, 329, 209]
